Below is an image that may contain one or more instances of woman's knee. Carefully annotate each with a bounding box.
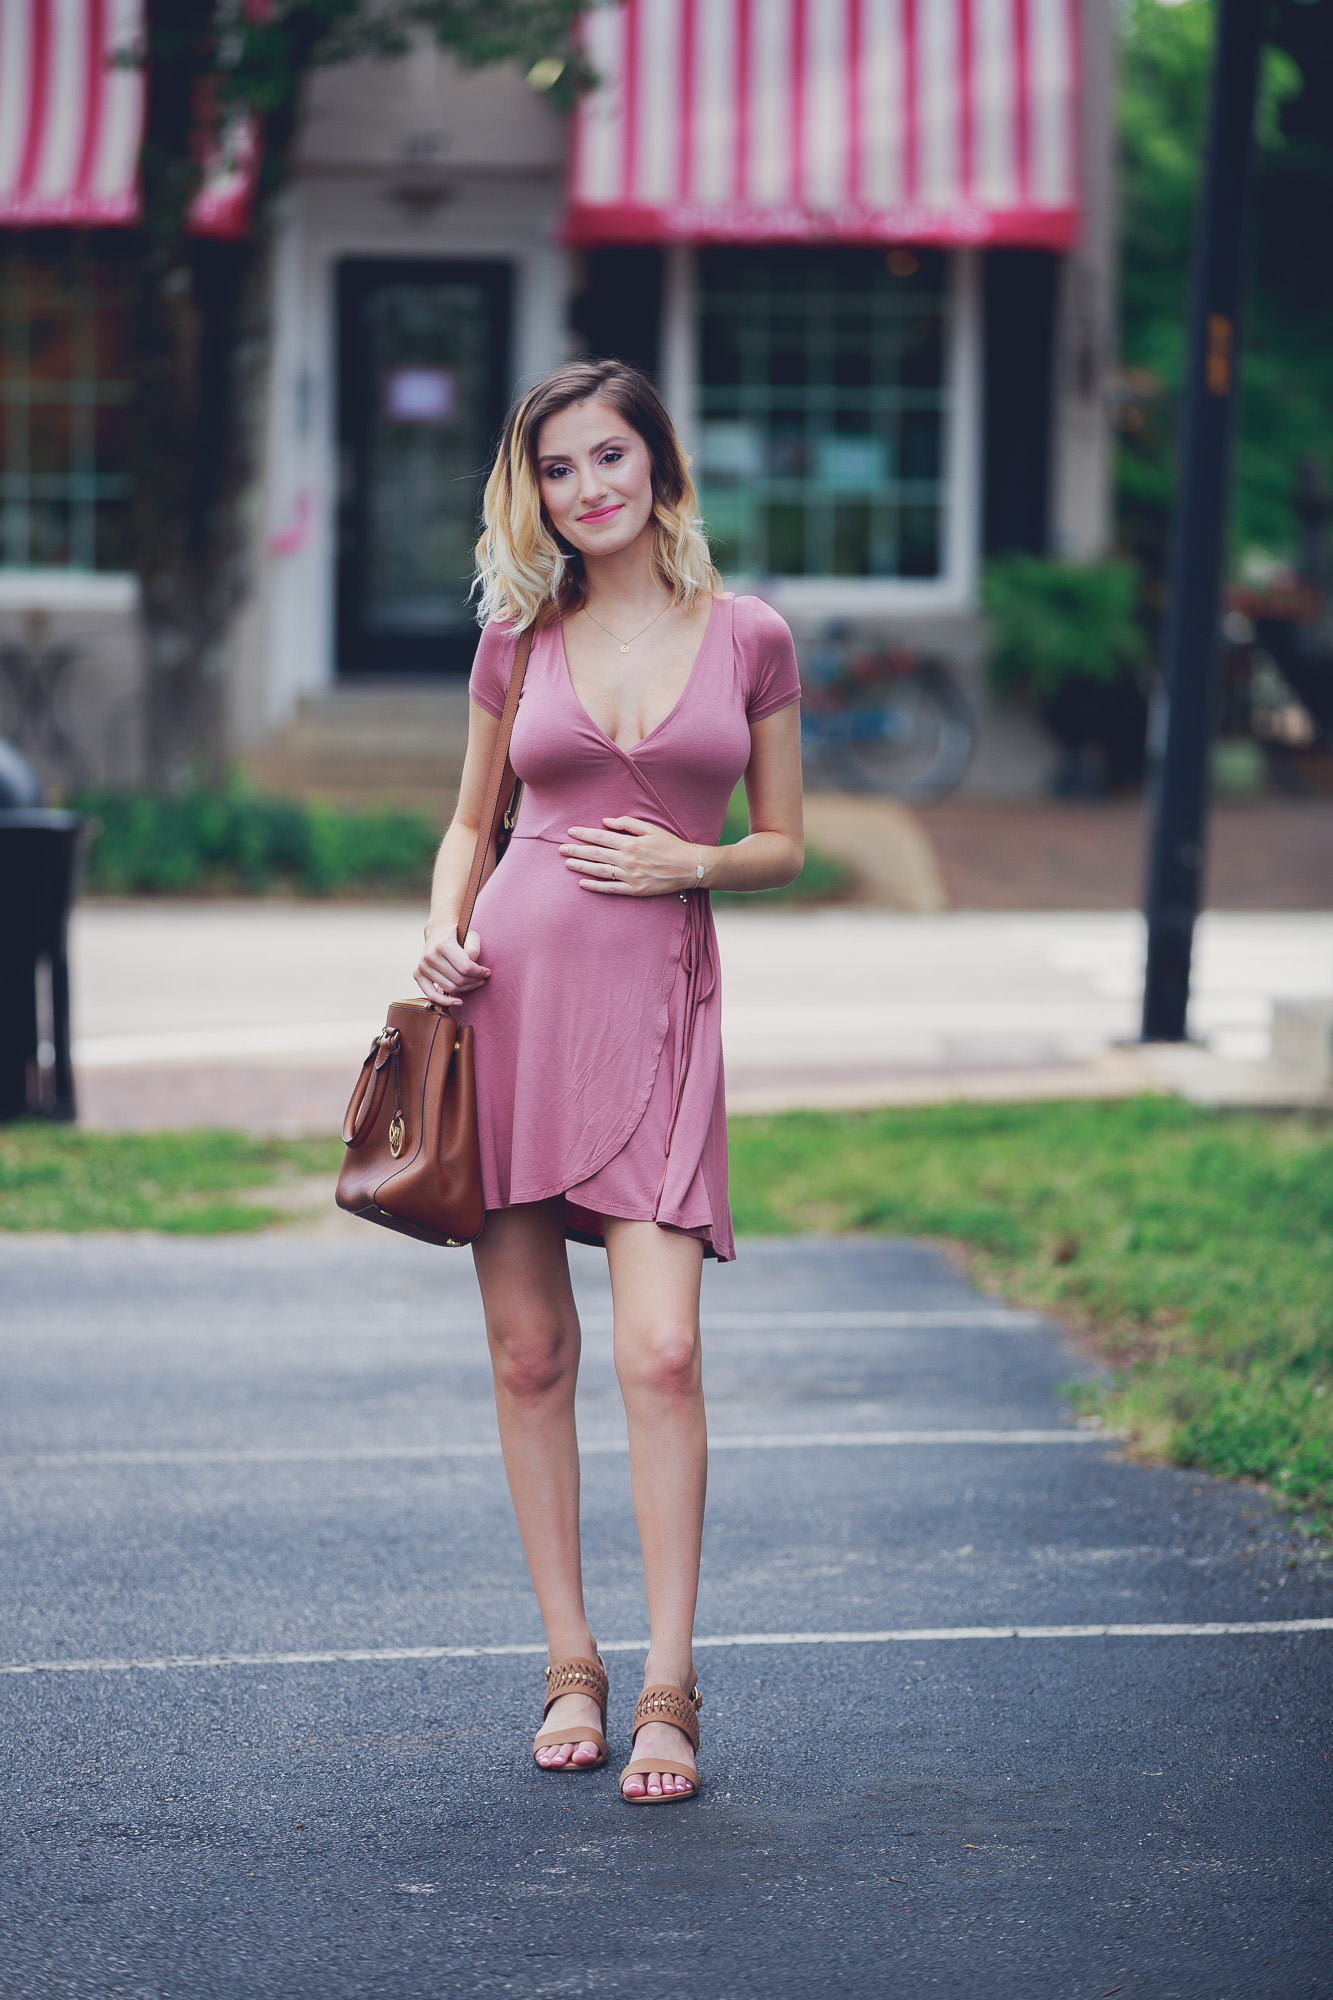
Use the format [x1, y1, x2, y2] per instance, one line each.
[487, 1312, 578, 1402]
[616, 1319, 701, 1401]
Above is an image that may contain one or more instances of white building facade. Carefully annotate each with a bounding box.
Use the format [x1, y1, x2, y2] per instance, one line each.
[0, 0, 1116, 797]
[244, 0, 1112, 796]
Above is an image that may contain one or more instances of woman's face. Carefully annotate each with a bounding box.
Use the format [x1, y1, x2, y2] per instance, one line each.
[535, 399, 656, 559]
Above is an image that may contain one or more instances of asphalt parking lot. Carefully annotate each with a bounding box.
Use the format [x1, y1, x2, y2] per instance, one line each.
[2, 1229, 1330, 1999]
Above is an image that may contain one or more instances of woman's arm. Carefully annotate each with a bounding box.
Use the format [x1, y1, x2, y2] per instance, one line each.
[412, 698, 502, 1007]
[559, 701, 804, 898]
[710, 701, 804, 892]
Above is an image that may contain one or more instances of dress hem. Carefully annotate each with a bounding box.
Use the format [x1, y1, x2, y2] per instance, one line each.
[561, 1218, 725, 1262]
[501, 1193, 732, 1263]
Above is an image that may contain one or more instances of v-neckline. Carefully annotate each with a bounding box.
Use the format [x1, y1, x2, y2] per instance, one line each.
[558, 594, 721, 757]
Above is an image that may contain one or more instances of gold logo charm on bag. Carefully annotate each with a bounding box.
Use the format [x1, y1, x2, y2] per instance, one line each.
[388, 1111, 405, 1158]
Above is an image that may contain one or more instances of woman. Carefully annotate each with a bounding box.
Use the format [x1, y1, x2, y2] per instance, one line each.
[413, 360, 804, 1805]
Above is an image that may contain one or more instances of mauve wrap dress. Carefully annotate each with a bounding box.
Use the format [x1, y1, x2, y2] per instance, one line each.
[462, 591, 801, 1263]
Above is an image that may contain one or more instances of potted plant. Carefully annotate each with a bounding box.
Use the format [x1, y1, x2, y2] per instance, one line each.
[983, 555, 1150, 794]
[1227, 463, 1333, 792]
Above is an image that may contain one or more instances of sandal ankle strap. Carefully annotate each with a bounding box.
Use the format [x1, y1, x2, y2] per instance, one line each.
[631, 1682, 702, 1753]
[543, 1652, 609, 1725]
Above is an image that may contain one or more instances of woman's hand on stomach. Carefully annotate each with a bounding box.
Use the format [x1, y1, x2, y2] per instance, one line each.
[414, 925, 490, 1008]
[560, 818, 709, 897]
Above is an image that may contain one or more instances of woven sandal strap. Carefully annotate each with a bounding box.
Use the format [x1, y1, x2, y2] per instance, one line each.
[631, 1683, 701, 1753]
[543, 1653, 608, 1723]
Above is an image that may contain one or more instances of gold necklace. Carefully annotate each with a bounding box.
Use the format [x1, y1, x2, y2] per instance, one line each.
[582, 599, 672, 655]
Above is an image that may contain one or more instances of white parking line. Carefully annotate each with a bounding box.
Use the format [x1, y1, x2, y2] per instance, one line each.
[10, 1430, 1103, 1470]
[4, 1622, 1330, 1678]
[686, 1622, 1333, 1647]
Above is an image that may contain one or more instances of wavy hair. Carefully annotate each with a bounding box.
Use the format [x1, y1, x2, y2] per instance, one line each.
[473, 359, 720, 631]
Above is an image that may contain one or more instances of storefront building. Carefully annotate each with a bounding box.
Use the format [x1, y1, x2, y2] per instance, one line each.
[0, 0, 144, 785]
[0, 0, 1115, 795]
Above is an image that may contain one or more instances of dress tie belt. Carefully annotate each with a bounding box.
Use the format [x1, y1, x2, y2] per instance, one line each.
[664, 887, 718, 1164]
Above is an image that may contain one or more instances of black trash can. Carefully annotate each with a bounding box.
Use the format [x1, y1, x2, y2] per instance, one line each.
[0, 808, 93, 1122]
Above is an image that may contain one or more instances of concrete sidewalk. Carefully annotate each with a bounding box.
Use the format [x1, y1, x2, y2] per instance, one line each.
[2, 1231, 1329, 1998]
[69, 901, 1333, 1132]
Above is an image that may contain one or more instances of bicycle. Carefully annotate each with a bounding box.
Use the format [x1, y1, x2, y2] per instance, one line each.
[797, 627, 974, 801]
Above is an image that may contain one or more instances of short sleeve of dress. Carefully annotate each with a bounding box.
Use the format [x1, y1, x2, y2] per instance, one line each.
[468, 621, 517, 720]
[739, 596, 802, 721]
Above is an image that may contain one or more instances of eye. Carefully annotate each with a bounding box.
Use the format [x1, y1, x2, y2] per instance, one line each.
[600, 449, 624, 466]
[543, 463, 572, 480]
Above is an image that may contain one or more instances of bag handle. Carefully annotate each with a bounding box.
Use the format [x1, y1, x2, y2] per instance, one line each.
[342, 1038, 389, 1146]
[341, 1026, 404, 1146]
[456, 626, 535, 949]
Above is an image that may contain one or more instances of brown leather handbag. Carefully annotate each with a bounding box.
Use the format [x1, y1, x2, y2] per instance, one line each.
[335, 628, 533, 1246]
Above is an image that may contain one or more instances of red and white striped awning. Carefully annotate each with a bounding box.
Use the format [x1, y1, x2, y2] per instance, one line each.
[567, 0, 1080, 250]
[0, 0, 145, 224]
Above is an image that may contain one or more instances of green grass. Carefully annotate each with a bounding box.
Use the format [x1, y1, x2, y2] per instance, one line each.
[728, 1098, 1333, 1527]
[8, 1098, 1328, 1528]
[0, 1125, 342, 1233]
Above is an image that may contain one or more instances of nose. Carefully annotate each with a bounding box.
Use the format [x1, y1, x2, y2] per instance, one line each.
[577, 460, 606, 506]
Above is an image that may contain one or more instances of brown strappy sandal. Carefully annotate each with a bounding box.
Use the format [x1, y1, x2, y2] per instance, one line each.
[532, 1651, 610, 1773]
[618, 1681, 702, 1804]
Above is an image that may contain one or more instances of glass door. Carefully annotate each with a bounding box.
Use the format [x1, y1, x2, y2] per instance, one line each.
[336, 259, 510, 675]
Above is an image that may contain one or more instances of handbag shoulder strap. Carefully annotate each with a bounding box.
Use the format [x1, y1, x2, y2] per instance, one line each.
[456, 624, 535, 947]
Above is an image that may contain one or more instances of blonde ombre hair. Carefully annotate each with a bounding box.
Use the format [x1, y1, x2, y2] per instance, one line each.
[473, 360, 721, 631]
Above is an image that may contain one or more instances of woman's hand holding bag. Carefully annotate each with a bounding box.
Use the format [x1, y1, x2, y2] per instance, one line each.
[334, 629, 532, 1246]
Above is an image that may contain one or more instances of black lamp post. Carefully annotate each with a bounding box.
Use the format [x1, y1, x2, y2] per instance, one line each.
[1141, 0, 1266, 1043]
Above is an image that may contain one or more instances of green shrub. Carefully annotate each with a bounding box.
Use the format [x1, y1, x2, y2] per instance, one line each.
[75, 780, 848, 905]
[77, 784, 440, 897]
[983, 555, 1147, 703]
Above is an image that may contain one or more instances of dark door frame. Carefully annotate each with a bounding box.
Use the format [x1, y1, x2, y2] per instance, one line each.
[335, 256, 512, 678]
[981, 248, 1058, 560]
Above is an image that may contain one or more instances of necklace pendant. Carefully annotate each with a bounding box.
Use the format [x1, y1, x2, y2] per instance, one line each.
[619, 643, 629, 654]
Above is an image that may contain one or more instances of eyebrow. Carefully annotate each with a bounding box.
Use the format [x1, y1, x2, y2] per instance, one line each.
[536, 435, 634, 466]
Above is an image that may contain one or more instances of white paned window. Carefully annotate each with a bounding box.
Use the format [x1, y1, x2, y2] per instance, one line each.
[0, 245, 131, 571]
[696, 246, 949, 579]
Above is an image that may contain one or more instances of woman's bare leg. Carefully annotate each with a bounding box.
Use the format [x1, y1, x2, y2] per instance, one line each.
[472, 1202, 602, 1767]
[603, 1218, 707, 1798]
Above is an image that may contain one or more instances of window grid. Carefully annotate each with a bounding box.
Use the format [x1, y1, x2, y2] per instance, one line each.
[0, 248, 132, 572]
[695, 248, 949, 580]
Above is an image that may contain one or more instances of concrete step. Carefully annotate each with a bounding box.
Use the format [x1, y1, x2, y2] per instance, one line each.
[801, 795, 950, 912]
[1271, 998, 1333, 1085]
[242, 682, 470, 816]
